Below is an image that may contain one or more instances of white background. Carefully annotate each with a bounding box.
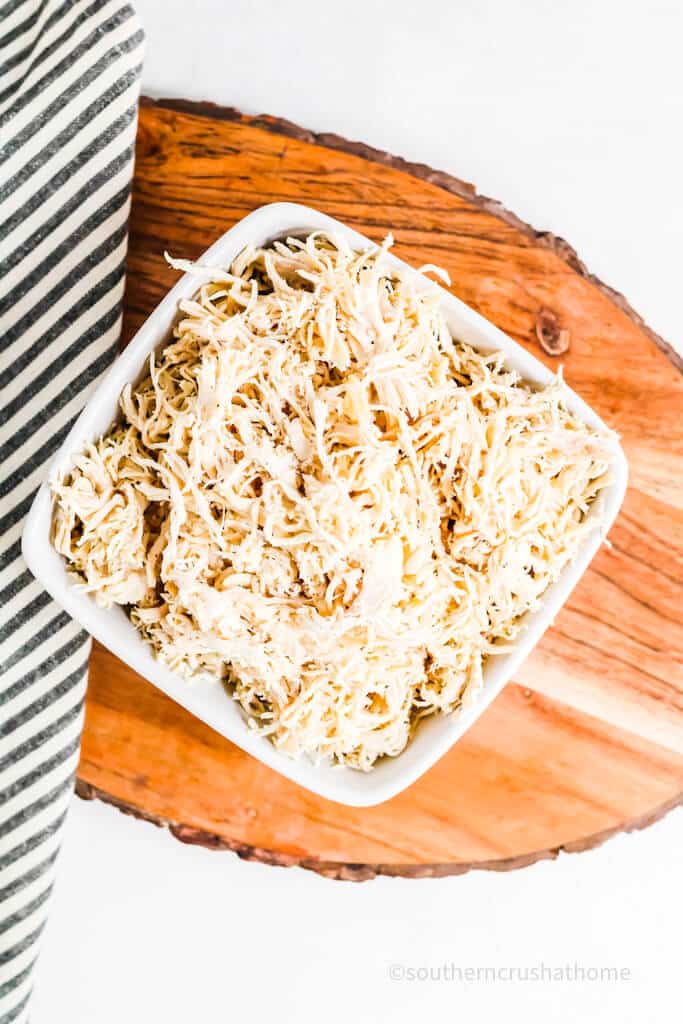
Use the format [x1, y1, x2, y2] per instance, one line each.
[32, 1, 682, 1021]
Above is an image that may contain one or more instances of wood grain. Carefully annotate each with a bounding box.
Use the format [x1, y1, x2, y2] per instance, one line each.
[76, 98, 683, 879]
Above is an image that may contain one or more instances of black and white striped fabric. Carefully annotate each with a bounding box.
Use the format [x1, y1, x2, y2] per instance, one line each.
[0, 2, 143, 1019]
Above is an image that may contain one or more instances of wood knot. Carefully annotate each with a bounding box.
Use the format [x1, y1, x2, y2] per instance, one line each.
[535, 309, 570, 356]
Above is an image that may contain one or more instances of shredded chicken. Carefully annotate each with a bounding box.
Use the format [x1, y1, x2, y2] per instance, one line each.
[52, 232, 613, 770]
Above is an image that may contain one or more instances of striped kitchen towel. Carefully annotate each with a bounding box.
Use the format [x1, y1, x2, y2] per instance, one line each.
[0, 2, 144, 1020]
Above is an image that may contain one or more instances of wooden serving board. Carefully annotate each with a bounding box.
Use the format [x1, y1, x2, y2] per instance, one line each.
[76, 98, 683, 880]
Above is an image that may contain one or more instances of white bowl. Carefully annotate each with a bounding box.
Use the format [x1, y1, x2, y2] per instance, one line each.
[22, 202, 628, 807]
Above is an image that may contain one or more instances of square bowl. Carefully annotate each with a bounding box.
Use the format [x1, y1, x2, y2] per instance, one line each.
[22, 202, 628, 807]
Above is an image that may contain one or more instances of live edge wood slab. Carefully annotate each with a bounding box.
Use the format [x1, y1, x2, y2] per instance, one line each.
[76, 97, 683, 881]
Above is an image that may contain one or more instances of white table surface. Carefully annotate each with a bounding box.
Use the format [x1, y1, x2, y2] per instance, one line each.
[32, 1, 683, 1021]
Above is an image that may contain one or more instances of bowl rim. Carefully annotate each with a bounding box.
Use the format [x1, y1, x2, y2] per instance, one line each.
[22, 201, 629, 807]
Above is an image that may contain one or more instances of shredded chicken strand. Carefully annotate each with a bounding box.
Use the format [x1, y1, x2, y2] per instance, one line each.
[52, 232, 613, 770]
